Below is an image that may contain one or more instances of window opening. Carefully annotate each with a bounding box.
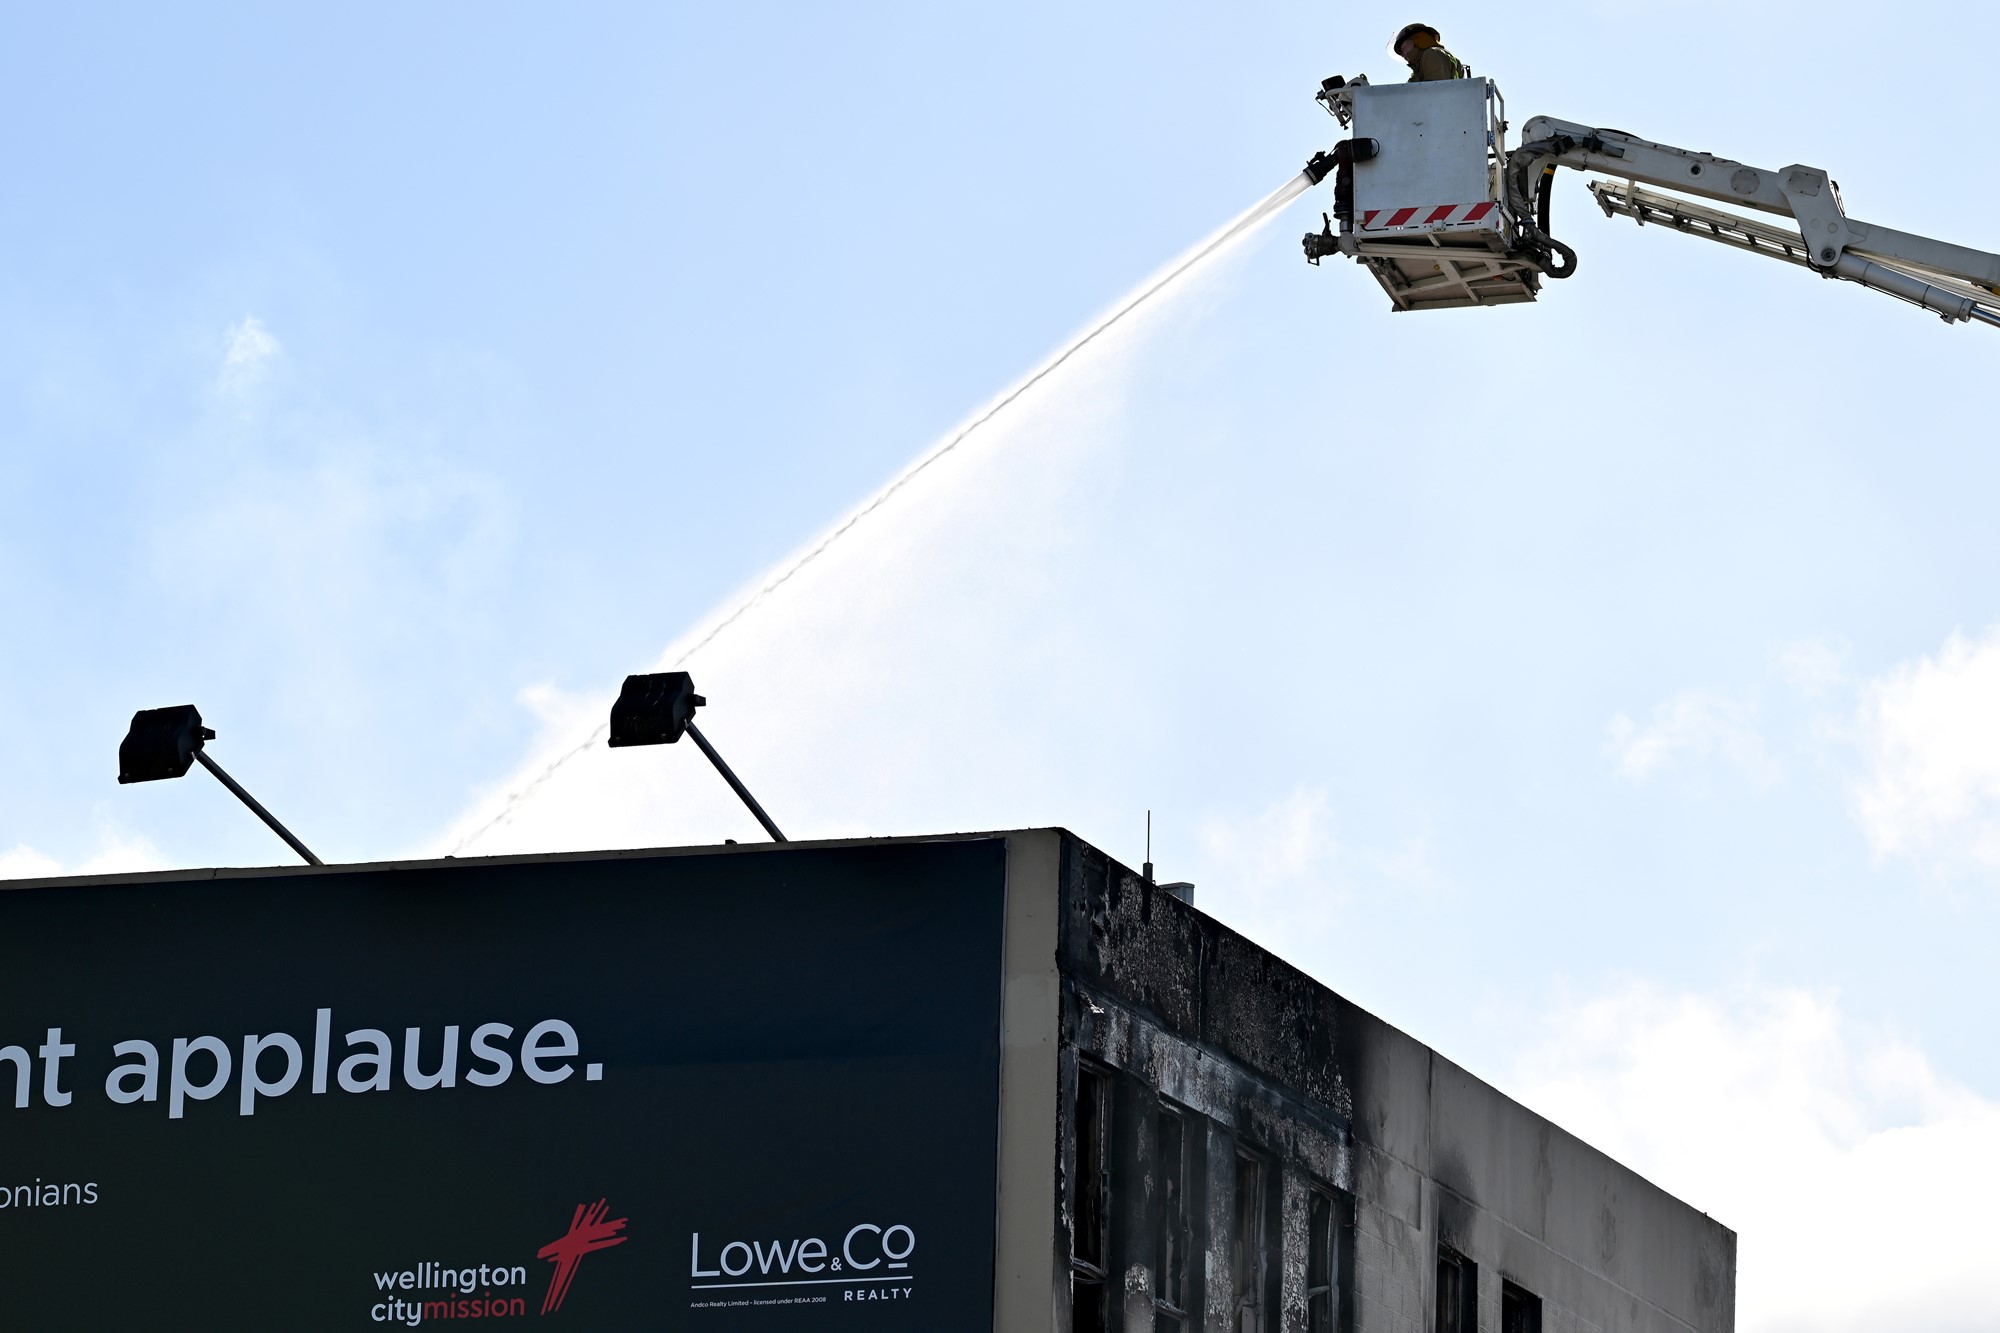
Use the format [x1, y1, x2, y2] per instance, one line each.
[1307, 1185, 1351, 1333]
[1500, 1279, 1542, 1333]
[1155, 1108, 1188, 1329]
[1233, 1150, 1268, 1333]
[1070, 1064, 1110, 1333]
[1435, 1247, 1476, 1333]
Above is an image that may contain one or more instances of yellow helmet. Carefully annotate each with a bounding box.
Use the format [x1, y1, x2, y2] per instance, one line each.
[1389, 22, 1441, 57]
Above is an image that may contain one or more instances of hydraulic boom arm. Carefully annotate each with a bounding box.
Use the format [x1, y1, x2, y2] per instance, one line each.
[1510, 118, 2000, 328]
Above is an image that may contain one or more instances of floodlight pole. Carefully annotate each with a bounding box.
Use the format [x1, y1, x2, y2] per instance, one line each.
[193, 750, 323, 866]
[684, 721, 787, 843]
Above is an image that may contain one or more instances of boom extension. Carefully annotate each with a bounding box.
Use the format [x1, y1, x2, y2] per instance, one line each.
[1589, 181, 2000, 329]
[1509, 118, 2000, 328]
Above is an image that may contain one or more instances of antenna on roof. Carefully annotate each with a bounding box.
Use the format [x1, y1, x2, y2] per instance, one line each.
[117, 705, 322, 865]
[1143, 810, 1153, 883]
[608, 673, 787, 843]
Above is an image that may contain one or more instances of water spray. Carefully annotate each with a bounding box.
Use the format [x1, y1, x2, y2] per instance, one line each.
[451, 174, 1315, 853]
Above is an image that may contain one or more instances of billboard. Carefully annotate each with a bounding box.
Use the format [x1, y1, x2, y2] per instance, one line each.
[0, 838, 1008, 1330]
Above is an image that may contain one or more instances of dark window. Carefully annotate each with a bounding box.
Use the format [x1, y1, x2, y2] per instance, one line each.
[1155, 1109, 1188, 1329]
[1306, 1185, 1352, 1333]
[1435, 1247, 1476, 1333]
[1070, 1065, 1110, 1333]
[1233, 1151, 1269, 1333]
[1500, 1280, 1542, 1333]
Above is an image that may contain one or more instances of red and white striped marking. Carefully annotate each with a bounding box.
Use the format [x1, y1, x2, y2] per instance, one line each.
[1359, 201, 1498, 231]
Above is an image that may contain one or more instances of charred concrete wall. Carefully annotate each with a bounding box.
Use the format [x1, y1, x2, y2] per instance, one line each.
[1050, 834, 1735, 1333]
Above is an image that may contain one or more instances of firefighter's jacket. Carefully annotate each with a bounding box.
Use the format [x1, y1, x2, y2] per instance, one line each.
[1407, 46, 1465, 81]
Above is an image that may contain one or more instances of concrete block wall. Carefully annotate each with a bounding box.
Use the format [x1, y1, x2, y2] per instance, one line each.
[1351, 1191, 1423, 1333]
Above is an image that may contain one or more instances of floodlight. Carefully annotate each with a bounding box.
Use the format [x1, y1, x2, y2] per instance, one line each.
[118, 705, 213, 783]
[606, 673, 786, 843]
[116, 705, 322, 866]
[608, 672, 704, 747]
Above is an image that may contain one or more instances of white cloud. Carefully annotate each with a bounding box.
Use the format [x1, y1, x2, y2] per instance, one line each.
[1853, 627, 2000, 870]
[75, 832, 166, 875]
[1196, 786, 1332, 885]
[1611, 626, 2000, 875]
[1606, 690, 1779, 786]
[0, 844, 62, 880]
[0, 832, 166, 881]
[218, 315, 280, 394]
[1188, 786, 1341, 944]
[1774, 637, 1849, 695]
[1512, 984, 2000, 1333]
[517, 681, 610, 735]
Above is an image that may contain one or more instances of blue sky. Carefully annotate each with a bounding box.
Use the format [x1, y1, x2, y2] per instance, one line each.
[4, 4, 1998, 1324]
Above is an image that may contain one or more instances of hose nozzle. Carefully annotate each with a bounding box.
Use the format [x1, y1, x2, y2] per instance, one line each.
[1305, 138, 1381, 185]
[1302, 214, 1338, 266]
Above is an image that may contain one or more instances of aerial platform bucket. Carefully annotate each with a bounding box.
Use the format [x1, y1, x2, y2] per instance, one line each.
[1341, 79, 1542, 311]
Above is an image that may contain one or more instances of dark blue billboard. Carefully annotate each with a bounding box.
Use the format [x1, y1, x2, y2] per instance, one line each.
[0, 838, 1008, 1330]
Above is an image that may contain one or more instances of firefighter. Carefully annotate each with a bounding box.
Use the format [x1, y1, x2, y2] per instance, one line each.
[1303, 25, 1467, 237]
[1391, 23, 1465, 81]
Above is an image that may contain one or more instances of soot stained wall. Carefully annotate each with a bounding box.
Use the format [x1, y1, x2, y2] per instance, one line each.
[1052, 833, 1735, 1333]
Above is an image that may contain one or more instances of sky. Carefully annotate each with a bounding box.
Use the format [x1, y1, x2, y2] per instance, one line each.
[4, 3, 1998, 1326]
